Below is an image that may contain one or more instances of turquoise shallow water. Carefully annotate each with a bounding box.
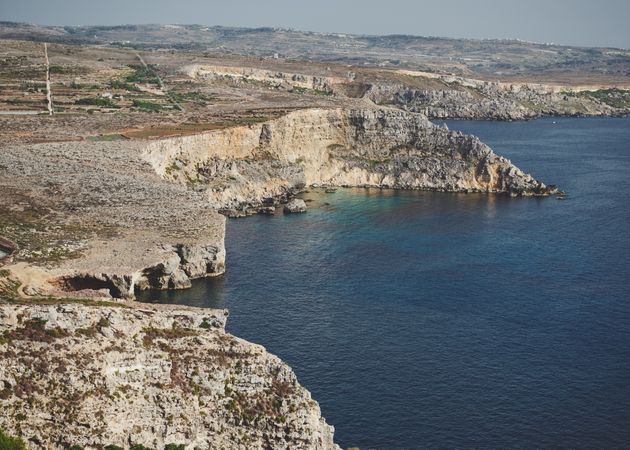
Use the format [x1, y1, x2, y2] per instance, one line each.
[140, 117, 630, 448]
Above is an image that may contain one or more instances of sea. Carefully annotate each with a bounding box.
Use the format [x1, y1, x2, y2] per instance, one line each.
[140, 117, 630, 448]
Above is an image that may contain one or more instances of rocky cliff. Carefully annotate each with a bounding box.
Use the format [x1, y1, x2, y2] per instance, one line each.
[184, 64, 347, 93]
[0, 302, 339, 450]
[143, 107, 555, 213]
[366, 73, 630, 120]
[0, 105, 557, 449]
[0, 140, 226, 299]
[1, 106, 555, 297]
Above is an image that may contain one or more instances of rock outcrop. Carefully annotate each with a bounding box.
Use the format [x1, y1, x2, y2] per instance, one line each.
[368, 84, 536, 120]
[184, 64, 347, 94]
[143, 107, 554, 213]
[366, 73, 630, 120]
[51, 242, 225, 298]
[0, 302, 340, 450]
[284, 198, 307, 213]
[0, 237, 18, 265]
[0, 140, 226, 300]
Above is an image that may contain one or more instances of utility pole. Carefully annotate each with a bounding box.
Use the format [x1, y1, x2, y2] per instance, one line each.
[44, 43, 53, 115]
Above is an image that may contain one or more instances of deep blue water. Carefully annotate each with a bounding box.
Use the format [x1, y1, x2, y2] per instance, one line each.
[141, 117, 630, 448]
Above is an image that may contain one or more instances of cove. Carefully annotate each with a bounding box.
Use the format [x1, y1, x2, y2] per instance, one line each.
[139, 117, 630, 448]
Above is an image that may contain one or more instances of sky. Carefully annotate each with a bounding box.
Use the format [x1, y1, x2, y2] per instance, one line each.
[1, 0, 629, 49]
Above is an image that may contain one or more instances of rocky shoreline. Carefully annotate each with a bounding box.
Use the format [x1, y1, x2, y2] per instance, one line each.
[0, 106, 553, 301]
[0, 106, 557, 448]
[144, 107, 557, 218]
[0, 23, 627, 448]
[366, 73, 630, 121]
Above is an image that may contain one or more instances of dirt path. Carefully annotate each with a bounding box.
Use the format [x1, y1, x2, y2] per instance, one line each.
[135, 52, 185, 112]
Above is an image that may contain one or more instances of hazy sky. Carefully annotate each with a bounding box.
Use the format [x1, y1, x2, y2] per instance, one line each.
[2, 0, 629, 48]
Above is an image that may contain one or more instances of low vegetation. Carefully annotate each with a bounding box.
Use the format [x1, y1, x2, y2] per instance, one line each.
[132, 99, 163, 112]
[75, 97, 117, 108]
[291, 85, 332, 96]
[48, 65, 68, 74]
[2, 318, 70, 344]
[169, 91, 215, 105]
[74, 317, 111, 337]
[224, 376, 296, 426]
[109, 80, 141, 92]
[125, 64, 160, 85]
[142, 325, 199, 347]
[568, 88, 630, 109]
[0, 429, 27, 450]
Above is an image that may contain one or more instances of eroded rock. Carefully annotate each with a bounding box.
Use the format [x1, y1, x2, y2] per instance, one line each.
[0, 303, 340, 450]
[144, 107, 555, 213]
[284, 198, 307, 213]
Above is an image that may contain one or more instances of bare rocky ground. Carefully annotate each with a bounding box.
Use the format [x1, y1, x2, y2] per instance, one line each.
[0, 302, 338, 449]
[0, 139, 226, 298]
[0, 26, 626, 449]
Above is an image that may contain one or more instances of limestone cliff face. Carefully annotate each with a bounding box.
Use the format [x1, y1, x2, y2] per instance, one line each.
[368, 85, 536, 120]
[52, 241, 226, 298]
[183, 64, 347, 93]
[143, 107, 553, 211]
[0, 303, 340, 450]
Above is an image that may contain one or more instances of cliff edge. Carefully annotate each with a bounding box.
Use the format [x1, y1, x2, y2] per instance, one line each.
[144, 107, 555, 214]
[0, 106, 557, 449]
[0, 302, 339, 449]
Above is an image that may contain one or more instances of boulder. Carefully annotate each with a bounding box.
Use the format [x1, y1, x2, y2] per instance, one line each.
[284, 198, 307, 213]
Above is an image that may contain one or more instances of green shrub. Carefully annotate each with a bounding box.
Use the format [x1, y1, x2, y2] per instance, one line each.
[132, 100, 163, 112]
[0, 429, 27, 450]
[49, 65, 68, 74]
[572, 88, 630, 109]
[104, 446, 123, 450]
[125, 64, 160, 85]
[291, 85, 308, 94]
[130, 444, 155, 450]
[290, 86, 332, 96]
[312, 88, 332, 96]
[164, 445, 185, 450]
[109, 80, 141, 92]
[75, 97, 117, 108]
[170, 91, 215, 104]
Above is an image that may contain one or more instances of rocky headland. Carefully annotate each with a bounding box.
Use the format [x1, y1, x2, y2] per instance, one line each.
[144, 107, 555, 216]
[2, 106, 554, 299]
[0, 103, 556, 448]
[0, 29, 589, 449]
[365, 71, 630, 121]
